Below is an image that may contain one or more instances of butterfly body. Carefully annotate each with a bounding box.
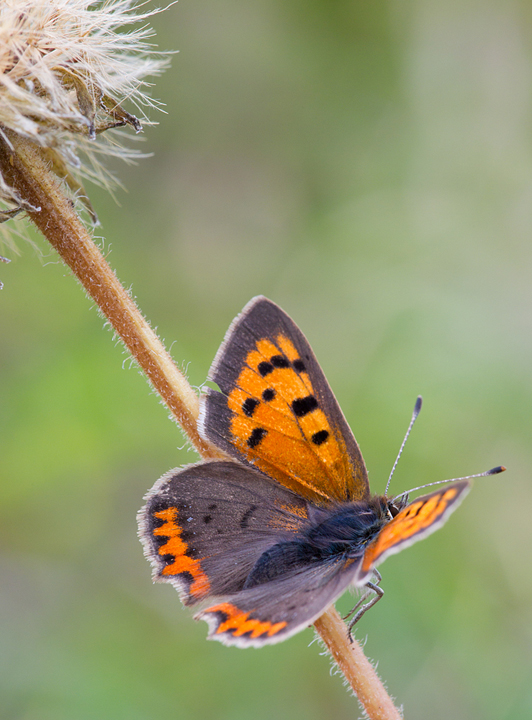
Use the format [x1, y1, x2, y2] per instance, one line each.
[244, 495, 398, 588]
[139, 297, 471, 647]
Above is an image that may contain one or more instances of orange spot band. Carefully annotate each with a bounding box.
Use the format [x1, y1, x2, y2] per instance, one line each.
[205, 602, 287, 639]
[153, 508, 210, 598]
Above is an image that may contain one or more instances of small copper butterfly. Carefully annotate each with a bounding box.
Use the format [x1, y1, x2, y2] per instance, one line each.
[138, 297, 503, 647]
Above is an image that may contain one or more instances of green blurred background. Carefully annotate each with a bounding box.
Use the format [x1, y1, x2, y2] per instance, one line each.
[2, 1, 532, 718]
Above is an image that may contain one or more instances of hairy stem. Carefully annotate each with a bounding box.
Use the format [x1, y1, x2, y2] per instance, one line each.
[0, 129, 222, 460]
[0, 129, 402, 720]
[314, 608, 402, 719]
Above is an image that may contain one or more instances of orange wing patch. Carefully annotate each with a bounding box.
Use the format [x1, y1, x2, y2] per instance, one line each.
[202, 602, 287, 639]
[153, 508, 210, 600]
[267, 501, 309, 532]
[361, 487, 460, 574]
[227, 334, 354, 504]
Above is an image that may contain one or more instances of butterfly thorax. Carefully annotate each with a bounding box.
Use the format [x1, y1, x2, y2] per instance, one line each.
[304, 496, 395, 559]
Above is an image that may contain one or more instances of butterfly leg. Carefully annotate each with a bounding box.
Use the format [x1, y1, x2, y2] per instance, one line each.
[343, 570, 382, 621]
[343, 570, 384, 640]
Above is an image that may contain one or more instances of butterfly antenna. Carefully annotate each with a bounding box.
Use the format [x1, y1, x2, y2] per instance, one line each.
[394, 465, 506, 501]
[384, 395, 423, 496]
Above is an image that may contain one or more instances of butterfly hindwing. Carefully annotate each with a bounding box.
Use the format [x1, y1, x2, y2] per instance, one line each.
[139, 460, 311, 606]
[198, 555, 360, 647]
[357, 481, 471, 583]
[199, 296, 369, 505]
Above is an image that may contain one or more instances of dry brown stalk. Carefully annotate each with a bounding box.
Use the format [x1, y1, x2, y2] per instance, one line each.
[0, 3, 402, 715]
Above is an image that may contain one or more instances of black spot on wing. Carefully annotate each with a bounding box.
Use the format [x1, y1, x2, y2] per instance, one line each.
[271, 355, 290, 368]
[240, 504, 258, 529]
[407, 503, 423, 518]
[242, 397, 260, 416]
[186, 545, 200, 559]
[293, 359, 306, 373]
[153, 534, 167, 550]
[151, 512, 166, 530]
[211, 608, 229, 624]
[292, 395, 318, 417]
[262, 388, 275, 402]
[203, 514, 212, 524]
[247, 427, 267, 448]
[311, 430, 329, 446]
[258, 361, 273, 376]
[178, 571, 195, 593]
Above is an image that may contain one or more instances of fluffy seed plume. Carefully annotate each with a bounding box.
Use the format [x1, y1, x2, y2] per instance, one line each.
[0, 0, 169, 235]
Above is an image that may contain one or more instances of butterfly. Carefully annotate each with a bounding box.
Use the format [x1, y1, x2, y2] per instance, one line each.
[138, 296, 499, 647]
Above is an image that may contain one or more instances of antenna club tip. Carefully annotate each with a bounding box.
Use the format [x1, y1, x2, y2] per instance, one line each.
[414, 396, 422, 414]
[488, 465, 506, 475]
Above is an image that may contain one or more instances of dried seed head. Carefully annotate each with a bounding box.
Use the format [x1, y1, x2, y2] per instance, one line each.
[0, 0, 170, 239]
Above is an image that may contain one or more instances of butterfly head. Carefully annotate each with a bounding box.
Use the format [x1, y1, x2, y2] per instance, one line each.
[386, 494, 409, 518]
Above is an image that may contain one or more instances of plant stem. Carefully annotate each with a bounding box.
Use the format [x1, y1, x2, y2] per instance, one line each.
[314, 608, 402, 719]
[0, 129, 222, 461]
[0, 129, 403, 720]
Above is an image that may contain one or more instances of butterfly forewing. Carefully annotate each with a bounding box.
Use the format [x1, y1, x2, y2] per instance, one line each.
[357, 481, 471, 583]
[200, 296, 369, 505]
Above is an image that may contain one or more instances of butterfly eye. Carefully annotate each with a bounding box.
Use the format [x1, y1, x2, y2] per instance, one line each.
[388, 498, 407, 518]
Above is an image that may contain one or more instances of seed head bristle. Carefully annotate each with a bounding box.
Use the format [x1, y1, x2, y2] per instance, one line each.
[0, 0, 170, 242]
